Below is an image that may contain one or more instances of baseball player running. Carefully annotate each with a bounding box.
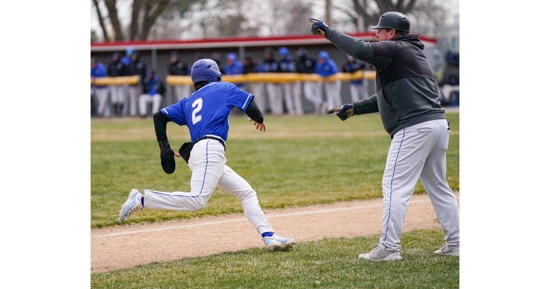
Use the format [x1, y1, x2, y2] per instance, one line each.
[118, 58, 295, 252]
[310, 12, 459, 261]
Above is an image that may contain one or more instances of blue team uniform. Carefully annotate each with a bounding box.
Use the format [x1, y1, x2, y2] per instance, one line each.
[91, 62, 107, 88]
[160, 82, 254, 142]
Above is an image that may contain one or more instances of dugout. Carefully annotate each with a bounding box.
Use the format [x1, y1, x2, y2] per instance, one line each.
[91, 33, 441, 112]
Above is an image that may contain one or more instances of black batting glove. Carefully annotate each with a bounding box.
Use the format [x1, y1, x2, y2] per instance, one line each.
[309, 18, 329, 36]
[327, 104, 354, 121]
[158, 139, 176, 174]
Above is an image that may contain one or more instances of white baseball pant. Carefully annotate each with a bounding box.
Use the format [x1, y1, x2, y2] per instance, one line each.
[126, 85, 140, 117]
[247, 82, 267, 112]
[349, 83, 366, 103]
[138, 94, 162, 116]
[281, 82, 303, 115]
[323, 80, 342, 110]
[143, 139, 275, 235]
[266, 83, 283, 115]
[109, 85, 125, 105]
[174, 85, 192, 101]
[379, 119, 460, 251]
[303, 81, 323, 113]
[93, 87, 111, 117]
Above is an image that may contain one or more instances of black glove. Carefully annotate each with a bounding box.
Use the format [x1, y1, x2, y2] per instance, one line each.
[178, 142, 194, 164]
[309, 18, 329, 36]
[327, 104, 354, 121]
[159, 139, 176, 174]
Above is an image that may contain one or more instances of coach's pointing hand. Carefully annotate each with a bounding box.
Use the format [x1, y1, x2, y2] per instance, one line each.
[328, 104, 354, 121]
[309, 18, 329, 36]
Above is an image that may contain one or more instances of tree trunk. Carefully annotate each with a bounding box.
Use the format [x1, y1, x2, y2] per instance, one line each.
[93, 0, 110, 42]
[138, 0, 170, 40]
[104, 0, 125, 41]
[129, 0, 145, 41]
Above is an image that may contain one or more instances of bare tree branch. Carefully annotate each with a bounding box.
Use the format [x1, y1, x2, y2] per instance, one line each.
[92, 0, 110, 41]
[104, 0, 124, 41]
[129, 0, 144, 40]
[139, 0, 171, 39]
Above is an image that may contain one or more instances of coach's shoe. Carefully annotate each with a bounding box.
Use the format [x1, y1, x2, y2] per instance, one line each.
[118, 189, 143, 223]
[263, 234, 295, 252]
[435, 245, 459, 256]
[358, 246, 402, 261]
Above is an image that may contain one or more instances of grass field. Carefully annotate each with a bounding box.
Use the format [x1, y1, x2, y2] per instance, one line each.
[91, 111, 459, 228]
[91, 229, 459, 288]
[91, 111, 459, 288]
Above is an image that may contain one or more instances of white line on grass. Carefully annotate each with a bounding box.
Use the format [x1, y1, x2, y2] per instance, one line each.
[93, 199, 428, 239]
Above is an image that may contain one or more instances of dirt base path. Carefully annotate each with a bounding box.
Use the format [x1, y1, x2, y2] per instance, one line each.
[91, 193, 458, 273]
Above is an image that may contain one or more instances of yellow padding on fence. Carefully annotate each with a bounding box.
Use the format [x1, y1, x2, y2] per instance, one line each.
[91, 72, 376, 86]
[166, 71, 376, 85]
[91, 76, 140, 86]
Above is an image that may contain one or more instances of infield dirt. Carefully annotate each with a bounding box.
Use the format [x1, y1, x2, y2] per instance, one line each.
[91, 192, 459, 273]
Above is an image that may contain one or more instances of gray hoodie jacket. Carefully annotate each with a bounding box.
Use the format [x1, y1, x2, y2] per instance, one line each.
[324, 28, 445, 137]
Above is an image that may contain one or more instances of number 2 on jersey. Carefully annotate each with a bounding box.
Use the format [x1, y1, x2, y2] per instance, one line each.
[192, 98, 203, 124]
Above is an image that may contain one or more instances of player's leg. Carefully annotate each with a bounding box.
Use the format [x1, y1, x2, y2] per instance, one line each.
[282, 83, 295, 115]
[419, 119, 460, 255]
[350, 84, 360, 103]
[303, 81, 318, 112]
[316, 81, 326, 114]
[129, 86, 139, 117]
[360, 123, 431, 260]
[175, 85, 189, 101]
[333, 80, 342, 107]
[151, 94, 162, 115]
[95, 87, 110, 117]
[217, 165, 273, 234]
[110, 86, 121, 116]
[380, 125, 434, 249]
[292, 82, 304, 115]
[250, 82, 266, 112]
[122, 84, 130, 116]
[144, 140, 225, 210]
[138, 94, 148, 117]
[217, 165, 295, 251]
[267, 83, 283, 115]
[119, 140, 226, 223]
[173, 85, 182, 102]
[325, 82, 337, 109]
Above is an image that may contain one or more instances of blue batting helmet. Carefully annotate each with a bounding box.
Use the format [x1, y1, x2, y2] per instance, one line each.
[191, 58, 222, 84]
[278, 47, 289, 56]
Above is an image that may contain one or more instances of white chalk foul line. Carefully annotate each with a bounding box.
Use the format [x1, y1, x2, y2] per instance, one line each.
[92, 199, 428, 239]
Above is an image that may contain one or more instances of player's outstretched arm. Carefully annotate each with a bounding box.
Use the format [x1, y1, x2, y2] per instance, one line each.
[245, 100, 266, 132]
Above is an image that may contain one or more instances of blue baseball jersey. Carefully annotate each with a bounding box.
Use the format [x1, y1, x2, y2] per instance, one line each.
[160, 82, 254, 142]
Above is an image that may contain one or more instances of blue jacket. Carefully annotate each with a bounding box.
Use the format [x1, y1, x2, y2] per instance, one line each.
[315, 52, 338, 77]
[91, 62, 107, 88]
[143, 73, 165, 96]
[223, 54, 244, 87]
